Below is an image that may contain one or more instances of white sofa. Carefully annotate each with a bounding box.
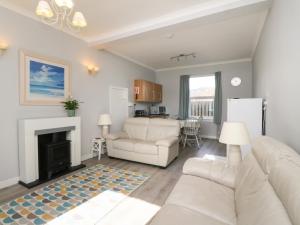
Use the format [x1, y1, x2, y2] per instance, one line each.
[149, 136, 300, 225]
[106, 118, 180, 167]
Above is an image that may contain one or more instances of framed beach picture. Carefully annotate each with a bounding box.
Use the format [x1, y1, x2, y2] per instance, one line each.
[20, 50, 71, 105]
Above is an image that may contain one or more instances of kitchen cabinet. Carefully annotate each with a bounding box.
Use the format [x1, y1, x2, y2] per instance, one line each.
[134, 80, 163, 103]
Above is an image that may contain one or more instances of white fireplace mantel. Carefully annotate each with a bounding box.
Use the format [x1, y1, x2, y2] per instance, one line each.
[18, 117, 81, 185]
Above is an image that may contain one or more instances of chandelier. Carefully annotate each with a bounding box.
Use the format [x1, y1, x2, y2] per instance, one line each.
[36, 0, 87, 32]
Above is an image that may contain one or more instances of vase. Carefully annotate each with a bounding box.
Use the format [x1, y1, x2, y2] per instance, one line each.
[67, 110, 76, 117]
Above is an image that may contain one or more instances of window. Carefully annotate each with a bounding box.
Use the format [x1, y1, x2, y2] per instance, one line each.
[189, 75, 215, 120]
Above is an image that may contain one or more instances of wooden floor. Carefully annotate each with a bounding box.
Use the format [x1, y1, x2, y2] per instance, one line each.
[0, 139, 225, 206]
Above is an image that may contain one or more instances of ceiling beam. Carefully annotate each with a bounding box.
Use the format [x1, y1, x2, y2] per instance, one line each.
[88, 0, 272, 48]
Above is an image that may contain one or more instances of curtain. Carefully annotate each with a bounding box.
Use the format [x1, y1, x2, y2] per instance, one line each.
[213, 71, 222, 125]
[179, 75, 190, 120]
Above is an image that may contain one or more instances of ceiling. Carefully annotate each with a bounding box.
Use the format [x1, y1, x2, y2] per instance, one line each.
[103, 10, 268, 70]
[0, 0, 211, 39]
[0, 0, 272, 70]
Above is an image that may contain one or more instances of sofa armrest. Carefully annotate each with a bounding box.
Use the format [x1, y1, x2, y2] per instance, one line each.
[183, 158, 238, 189]
[156, 137, 178, 147]
[106, 132, 128, 141]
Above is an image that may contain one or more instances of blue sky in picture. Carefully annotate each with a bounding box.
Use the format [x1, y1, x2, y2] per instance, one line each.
[29, 60, 65, 98]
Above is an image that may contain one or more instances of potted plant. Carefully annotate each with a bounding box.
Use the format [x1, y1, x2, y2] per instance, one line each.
[62, 97, 80, 117]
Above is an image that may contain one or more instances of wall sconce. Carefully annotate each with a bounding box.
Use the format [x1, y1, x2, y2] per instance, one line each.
[0, 41, 8, 55]
[87, 65, 99, 75]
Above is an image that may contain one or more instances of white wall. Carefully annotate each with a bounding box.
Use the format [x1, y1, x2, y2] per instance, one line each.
[253, 0, 300, 153]
[156, 61, 253, 138]
[0, 6, 155, 184]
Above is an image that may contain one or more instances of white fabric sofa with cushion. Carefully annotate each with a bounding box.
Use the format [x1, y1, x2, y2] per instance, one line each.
[106, 118, 180, 167]
[149, 136, 300, 225]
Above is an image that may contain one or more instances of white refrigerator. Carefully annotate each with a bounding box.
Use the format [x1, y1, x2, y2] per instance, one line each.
[227, 98, 263, 157]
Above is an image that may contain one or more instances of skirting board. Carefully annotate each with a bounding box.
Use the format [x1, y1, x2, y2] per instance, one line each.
[200, 135, 218, 140]
[81, 153, 94, 161]
[0, 177, 19, 190]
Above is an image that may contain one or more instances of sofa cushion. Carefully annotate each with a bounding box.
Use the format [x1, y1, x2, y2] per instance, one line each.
[149, 204, 230, 225]
[183, 158, 237, 189]
[252, 136, 298, 174]
[112, 139, 135, 152]
[134, 141, 158, 155]
[237, 182, 292, 225]
[155, 137, 178, 147]
[166, 175, 236, 225]
[269, 157, 300, 225]
[235, 153, 267, 209]
[146, 119, 180, 141]
[124, 118, 149, 140]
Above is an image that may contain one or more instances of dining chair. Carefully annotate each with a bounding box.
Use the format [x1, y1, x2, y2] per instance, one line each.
[182, 118, 201, 148]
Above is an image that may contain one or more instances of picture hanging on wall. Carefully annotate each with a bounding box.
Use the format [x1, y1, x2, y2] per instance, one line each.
[20, 50, 71, 105]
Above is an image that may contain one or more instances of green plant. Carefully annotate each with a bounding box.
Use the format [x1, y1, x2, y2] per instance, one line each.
[62, 97, 80, 110]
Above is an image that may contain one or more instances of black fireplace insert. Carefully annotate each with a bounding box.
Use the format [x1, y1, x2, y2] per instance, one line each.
[38, 131, 71, 180]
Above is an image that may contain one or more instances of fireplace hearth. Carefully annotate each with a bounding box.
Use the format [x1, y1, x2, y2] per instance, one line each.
[38, 132, 71, 180]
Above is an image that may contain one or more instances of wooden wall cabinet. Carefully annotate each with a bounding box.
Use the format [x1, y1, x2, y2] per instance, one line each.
[134, 80, 162, 103]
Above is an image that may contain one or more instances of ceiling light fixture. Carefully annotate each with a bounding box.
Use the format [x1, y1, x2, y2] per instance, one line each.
[36, 0, 87, 32]
[170, 53, 196, 62]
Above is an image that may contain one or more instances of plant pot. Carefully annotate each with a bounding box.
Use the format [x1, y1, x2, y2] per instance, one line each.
[67, 110, 76, 117]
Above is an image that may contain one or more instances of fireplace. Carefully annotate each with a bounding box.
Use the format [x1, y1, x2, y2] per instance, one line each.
[38, 131, 71, 180]
[18, 117, 85, 188]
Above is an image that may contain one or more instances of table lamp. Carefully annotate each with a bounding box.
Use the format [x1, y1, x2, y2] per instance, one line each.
[219, 122, 250, 166]
[98, 114, 112, 138]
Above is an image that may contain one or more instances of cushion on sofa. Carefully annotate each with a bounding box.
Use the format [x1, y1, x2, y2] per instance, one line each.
[183, 158, 237, 189]
[237, 182, 291, 225]
[252, 136, 298, 174]
[149, 204, 230, 225]
[112, 139, 135, 152]
[124, 118, 149, 140]
[146, 119, 180, 141]
[155, 137, 178, 147]
[166, 175, 236, 225]
[235, 153, 267, 210]
[269, 157, 300, 225]
[134, 141, 158, 155]
[235, 137, 294, 225]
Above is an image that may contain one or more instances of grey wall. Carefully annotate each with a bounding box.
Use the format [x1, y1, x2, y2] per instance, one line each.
[253, 0, 300, 152]
[156, 61, 253, 138]
[0, 6, 155, 183]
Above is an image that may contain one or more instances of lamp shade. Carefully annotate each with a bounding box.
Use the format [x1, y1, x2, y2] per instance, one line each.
[98, 114, 112, 126]
[36, 0, 54, 18]
[55, 0, 74, 9]
[72, 12, 87, 28]
[219, 122, 250, 145]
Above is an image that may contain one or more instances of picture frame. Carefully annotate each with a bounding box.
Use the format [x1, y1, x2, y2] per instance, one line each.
[19, 50, 71, 105]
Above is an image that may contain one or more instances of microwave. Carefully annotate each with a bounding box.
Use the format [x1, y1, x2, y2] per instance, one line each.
[159, 106, 166, 114]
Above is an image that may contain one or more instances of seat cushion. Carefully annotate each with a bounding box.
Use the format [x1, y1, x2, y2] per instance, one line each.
[149, 204, 230, 225]
[134, 141, 158, 155]
[166, 175, 236, 225]
[112, 139, 135, 152]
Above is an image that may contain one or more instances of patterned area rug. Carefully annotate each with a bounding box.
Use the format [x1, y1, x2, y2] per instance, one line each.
[0, 164, 149, 225]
